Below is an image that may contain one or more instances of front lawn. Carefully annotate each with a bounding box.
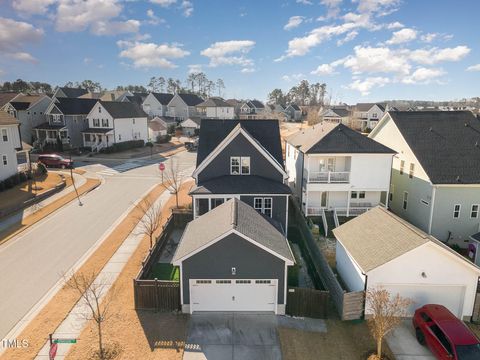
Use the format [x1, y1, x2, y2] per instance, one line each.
[148, 263, 180, 281]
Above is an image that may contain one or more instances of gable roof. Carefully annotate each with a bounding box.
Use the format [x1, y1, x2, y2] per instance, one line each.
[0, 111, 19, 126]
[286, 122, 395, 154]
[330, 108, 350, 117]
[386, 111, 480, 184]
[0, 93, 20, 108]
[288, 104, 301, 111]
[151, 92, 174, 105]
[333, 206, 480, 273]
[181, 117, 201, 126]
[250, 99, 265, 109]
[58, 87, 88, 98]
[172, 198, 294, 264]
[125, 95, 144, 106]
[148, 120, 167, 131]
[196, 119, 284, 167]
[189, 175, 291, 195]
[152, 115, 176, 125]
[177, 93, 204, 106]
[8, 95, 44, 110]
[99, 101, 147, 118]
[53, 97, 98, 115]
[197, 97, 232, 107]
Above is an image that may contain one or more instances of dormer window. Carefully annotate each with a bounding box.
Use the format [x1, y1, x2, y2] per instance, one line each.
[99, 107, 101, 113]
[230, 156, 250, 175]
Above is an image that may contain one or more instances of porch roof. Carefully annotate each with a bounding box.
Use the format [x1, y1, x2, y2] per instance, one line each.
[189, 175, 291, 195]
[34, 122, 66, 130]
[81, 128, 114, 134]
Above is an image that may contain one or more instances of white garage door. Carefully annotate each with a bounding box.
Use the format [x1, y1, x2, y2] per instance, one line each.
[190, 279, 277, 313]
[379, 284, 466, 317]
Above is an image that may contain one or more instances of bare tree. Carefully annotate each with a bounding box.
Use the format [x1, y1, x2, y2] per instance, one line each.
[64, 271, 116, 360]
[134, 198, 163, 249]
[161, 157, 182, 208]
[366, 287, 413, 359]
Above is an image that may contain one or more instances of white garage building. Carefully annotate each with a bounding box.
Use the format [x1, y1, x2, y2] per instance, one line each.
[333, 206, 480, 320]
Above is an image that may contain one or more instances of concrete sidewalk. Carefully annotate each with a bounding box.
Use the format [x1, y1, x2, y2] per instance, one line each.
[35, 188, 173, 359]
[386, 321, 435, 360]
[0, 171, 89, 234]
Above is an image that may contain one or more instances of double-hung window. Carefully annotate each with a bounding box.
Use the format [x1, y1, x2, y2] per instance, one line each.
[2, 155, 7, 166]
[230, 156, 250, 175]
[409, 163, 415, 178]
[254, 197, 272, 217]
[1, 129, 8, 142]
[471, 204, 478, 218]
[453, 204, 461, 218]
[400, 160, 405, 175]
[93, 119, 100, 127]
[403, 192, 408, 210]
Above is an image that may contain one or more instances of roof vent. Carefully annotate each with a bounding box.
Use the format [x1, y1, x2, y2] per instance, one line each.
[456, 176, 461, 183]
[429, 127, 433, 132]
[465, 123, 469, 127]
[475, 141, 479, 147]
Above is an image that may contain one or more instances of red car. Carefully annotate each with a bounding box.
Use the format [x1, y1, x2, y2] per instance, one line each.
[38, 154, 73, 169]
[413, 304, 480, 360]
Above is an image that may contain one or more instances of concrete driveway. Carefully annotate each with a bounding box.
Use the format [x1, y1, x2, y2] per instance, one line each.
[386, 320, 435, 360]
[183, 313, 282, 360]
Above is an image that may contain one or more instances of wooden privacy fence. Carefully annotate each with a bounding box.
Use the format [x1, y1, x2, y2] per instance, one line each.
[286, 287, 329, 319]
[290, 198, 365, 321]
[133, 279, 180, 311]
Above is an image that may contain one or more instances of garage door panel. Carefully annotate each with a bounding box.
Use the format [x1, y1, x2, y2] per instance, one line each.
[190, 279, 277, 313]
[378, 284, 465, 317]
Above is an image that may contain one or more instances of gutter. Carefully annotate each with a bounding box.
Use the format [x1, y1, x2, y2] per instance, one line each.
[428, 185, 437, 234]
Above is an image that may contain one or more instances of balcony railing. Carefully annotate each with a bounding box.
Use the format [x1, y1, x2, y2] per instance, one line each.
[308, 171, 350, 183]
[335, 206, 371, 217]
[306, 206, 324, 216]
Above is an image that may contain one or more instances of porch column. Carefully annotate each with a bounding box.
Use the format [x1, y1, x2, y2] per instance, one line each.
[346, 190, 351, 217]
[193, 197, 197, 218]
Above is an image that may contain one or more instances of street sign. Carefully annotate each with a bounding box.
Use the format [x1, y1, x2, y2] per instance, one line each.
[49, 343, 58, 360]
[53, 339, 77, 344]
[159, 162, 165, 171]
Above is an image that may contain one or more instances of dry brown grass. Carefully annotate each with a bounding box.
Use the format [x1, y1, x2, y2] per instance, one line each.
[0, 177, 99, 246]
[65, 181, 194, 360]
[0, 181, 193, 360]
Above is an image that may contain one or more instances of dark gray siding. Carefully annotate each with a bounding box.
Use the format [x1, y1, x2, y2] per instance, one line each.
[198, 133, 284, 183]
[240, 195, 287, 231]
[181, 233, 286, 304]
[65, 115, 89, 148]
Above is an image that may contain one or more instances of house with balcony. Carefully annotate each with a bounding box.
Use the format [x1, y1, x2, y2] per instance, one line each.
[285, 122, 395, 234]
[370, 111, 480, 248]
[82, 101, 148, 152]
[319, 107, 351, 125]
[166, 93, 203, 120]
[196, 97, 235, 119]
[190, 119, 291, 233]
[142, 92, 174, 117]
[2, 95, 51, 144]
[239, 100, 266, 119]
[352, 103, 387, 131]
[36, 97, 98, 149]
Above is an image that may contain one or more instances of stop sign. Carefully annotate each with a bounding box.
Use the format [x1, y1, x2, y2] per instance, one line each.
[49, 343, 58, 360]
[158, 163, 165, 171]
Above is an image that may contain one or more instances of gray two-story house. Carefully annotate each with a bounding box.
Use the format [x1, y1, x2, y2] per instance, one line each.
[370, 111, 480, 247]
[191, 119, 291, 233]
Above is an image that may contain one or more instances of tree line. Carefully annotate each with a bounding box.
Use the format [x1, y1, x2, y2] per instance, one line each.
[268, 80, 327, 107]
[148, 73, 225, 98]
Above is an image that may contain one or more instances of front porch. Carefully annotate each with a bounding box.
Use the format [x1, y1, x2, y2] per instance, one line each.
[34, 123, 69, 147]
[82, 129, 114, 152]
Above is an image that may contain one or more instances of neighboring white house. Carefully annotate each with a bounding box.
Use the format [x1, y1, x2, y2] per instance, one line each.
[0, 112, 21, 181]
[285, 122, 395, 233]
[353, 103, 387, 131]
[319, 107, 351, 125]
[148, 118, 167, 141]
[333, 206, 480, 320]
[142, 92, 174, 117]
[166, 93, 204, 120]
[2, 95, 52, 144]
[196, 98, 235, 119]
[370, 110, 480, 247]
[180, 117, 201, 136]
[83, 101, 148, 151]
[284, 104, 302, 122]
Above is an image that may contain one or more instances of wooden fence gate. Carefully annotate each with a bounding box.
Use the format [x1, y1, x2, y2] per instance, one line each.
[286, 287, 329, 319]
[133, 279, 180, 311]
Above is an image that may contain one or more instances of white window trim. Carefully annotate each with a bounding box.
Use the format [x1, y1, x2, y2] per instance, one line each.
[254, 197, 273, 217]
[400, 160, 405, 175]
[2, 154, 7, 166]
[241, 156, 250, 175]
[230, 156, 240, 175]
[453, 204, 461, 219]
[409, 163, 415, 178]
[471, 204, 479, 219]
[1, 128, 7, 142]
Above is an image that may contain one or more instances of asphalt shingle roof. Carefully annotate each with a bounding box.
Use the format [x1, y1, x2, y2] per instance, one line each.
[189, 175, 291, 195]
[59, 87, 88, 98]
[0, 93, 20, 108]
[196, 119, 284, 167]
[388, 111, 480, 184]
[197, 97, 232, 107]
[177, 93, 204, 106]
[100, 101, 147, 118]
[172, 198, 294, 263]
[9, 95, 43, 110]
[250, 100, 265, 108]
[0, 111, 19, 125]
[54, 97, 98, 115]
[152, 92, 174, 105]
[287, 123, 395, 154]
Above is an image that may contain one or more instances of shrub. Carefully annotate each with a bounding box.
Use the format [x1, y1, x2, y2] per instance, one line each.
[35, 162, 47, 176]
[156, 134, 171, 144]
[167, 124, 175, 135]
[101, 139, 145, 154]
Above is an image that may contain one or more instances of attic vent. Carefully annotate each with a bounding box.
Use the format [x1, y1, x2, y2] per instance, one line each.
[456, 176, 461, 183]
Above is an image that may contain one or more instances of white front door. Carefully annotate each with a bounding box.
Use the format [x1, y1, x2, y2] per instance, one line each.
[189, 279, 277, 313]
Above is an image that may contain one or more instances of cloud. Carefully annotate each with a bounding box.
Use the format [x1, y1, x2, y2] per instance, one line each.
[386, 28, 417, 45]
[342, 45, 411, 75]
[402, 67, 445, 84]
[56, 0, 140, 35]
[420, 33, 437, 43]
[188, 64, 202, 73]
[150, 0, 176, 6]
[337, 30, 358, 46]
[241, 67, 255, 73]
[282, 73, 305, 82]
[146, 9, 165, 25]
[386, 21, 403, 29]
[201, 40, 255, 67]
[320, 0, 342, 18]
[284, 16, 304, 30]
[466, 64, 480, 72]
[181, 1, 193, 17]
[311, 64, 336, 75]
[12, 0, 56, 15]
[118, 40, 189, 68]
[346, 76, 390, 95]
[296, 0, 312, 4]
[354, 0, 401, 14]
[0, 17, 43, 62]
[409, 45, 470, 65]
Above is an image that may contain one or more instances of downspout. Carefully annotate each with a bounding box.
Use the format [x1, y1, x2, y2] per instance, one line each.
[113, 117, 116, 144]
[428, 185, 436, 234]
[299, 147, 305, 210]
[362, 273, 368, 320]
